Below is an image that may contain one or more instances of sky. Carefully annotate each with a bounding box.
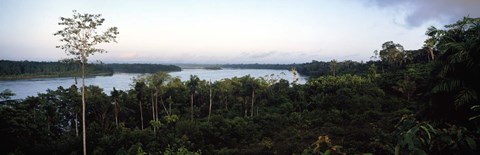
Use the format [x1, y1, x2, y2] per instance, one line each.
[0, 0, 479, 64]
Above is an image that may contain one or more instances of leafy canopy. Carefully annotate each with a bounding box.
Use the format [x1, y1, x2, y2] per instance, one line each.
[54, 10, 119, 63]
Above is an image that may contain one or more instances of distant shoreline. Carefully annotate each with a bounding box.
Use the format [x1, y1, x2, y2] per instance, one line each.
[0, 72, 113, 81]
[0, 60, 183, 80]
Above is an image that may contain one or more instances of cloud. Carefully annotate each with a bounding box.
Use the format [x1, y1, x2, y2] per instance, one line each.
[366, 0, 480, 27]
[119, 52, 139, 59]
[247, 51, 279, 59]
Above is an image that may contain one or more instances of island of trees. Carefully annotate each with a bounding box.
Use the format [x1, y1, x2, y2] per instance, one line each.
[0, 17, 479, 155]
[0, 60, 182, 80]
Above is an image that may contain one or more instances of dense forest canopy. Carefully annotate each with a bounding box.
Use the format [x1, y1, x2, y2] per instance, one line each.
[0, 17, 479, 155]
[0, 60, 113, 79]
[0, 60, 182, 79]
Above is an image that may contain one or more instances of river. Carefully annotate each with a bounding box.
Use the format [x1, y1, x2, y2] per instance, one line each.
[0, 69, 307, 99]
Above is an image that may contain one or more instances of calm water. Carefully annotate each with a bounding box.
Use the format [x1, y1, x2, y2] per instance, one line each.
[0, 69, 306, 99]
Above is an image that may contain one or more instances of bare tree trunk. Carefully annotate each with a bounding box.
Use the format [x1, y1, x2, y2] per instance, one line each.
[81, 61, 86, 155]
[114, 101, 118, 128]
[428, 48, 435, 61]
[161, 97, 169, 116]
[151, 94, 156, 134]
[155, 94, 158, 120]
[251, 89, 255, 117]
[243, 97, 247, 117]
[152, 94, 155, 121]
[225, 96, 228, 110]
[140, 101, 144, 130]
[169, 96, 172, 115]
[190, 93, 194, 120]
[75, 113, 79, 137]
[208, 82, 212, 120]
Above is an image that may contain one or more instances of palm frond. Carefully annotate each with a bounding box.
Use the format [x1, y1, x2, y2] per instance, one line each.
[454, 88, 478, 106]
[431, 80, 464, 93]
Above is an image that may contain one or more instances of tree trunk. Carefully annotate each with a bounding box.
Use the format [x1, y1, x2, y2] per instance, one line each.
[169, 96, 172, 115]
[152, 94, 155, 121]
[428, 48, 435, 61]
[151, 94, 156, 134]
[140, 101, 144, 130]
[75, 113, 79, 137]
[81, 61, 86, 155]
[208, 82, 212, 120]
[155, 94, 158, 120]
[251, 89, 255, 117]
[225, 96, 228, 110]
[114, 101, 118, 128]
[190, 93, 194, 120]
[243, 97, 247, 117]
[161, 97, 169, 116]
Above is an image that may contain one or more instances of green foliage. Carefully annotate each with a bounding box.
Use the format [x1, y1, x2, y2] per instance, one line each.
[378, 41, 406, 66]
[394, 115, 478, 154]
[295, 60, 370, 78]
[163, 145, 201, 155]
[54, 10, 119, 63]
[426, 17, 480, 124]
[0, 60, 113, 79]
[1, 16, 480, 155]
[149, 120, 162, 129]
[0, 60, 183, 79]
[164, 115, 180, 124]
[0, 89, 15, 101]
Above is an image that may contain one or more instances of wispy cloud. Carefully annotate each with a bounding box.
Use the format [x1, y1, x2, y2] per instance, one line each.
[246, 51, 280, 59]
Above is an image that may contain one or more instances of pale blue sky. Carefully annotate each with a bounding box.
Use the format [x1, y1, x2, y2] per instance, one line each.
[0, 0, 478, 64]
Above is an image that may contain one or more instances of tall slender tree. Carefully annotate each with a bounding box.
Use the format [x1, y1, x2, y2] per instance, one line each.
[208, 80, 213, 120]
[111, 87, 120, 128]
[54, 10, 119, 155]
[134, 81, 146, 130]
[187, 75, 200, 120]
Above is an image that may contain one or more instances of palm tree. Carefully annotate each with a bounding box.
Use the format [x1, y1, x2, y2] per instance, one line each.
[429, 17, 480, 122]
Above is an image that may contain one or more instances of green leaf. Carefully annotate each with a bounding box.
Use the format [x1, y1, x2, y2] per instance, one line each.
[466, 137, 477, 150]
[420, 125, 432, 142]
[322, 150, 331, 155]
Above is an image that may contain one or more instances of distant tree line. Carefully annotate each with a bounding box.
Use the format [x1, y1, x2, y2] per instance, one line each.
[0, 60, 113, 79]
[0, 60, 183, 79]
[222, 48, 432, 78]
[221, 63, 291, 70]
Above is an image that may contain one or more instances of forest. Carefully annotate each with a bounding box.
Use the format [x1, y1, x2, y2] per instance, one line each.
[0, 60, 113, 79]
[0, 61, 182, 79]
[0, 17, 479, 155]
